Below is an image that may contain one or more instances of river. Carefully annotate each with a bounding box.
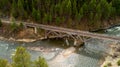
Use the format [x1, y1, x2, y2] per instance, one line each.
[0, 26, 119, 67]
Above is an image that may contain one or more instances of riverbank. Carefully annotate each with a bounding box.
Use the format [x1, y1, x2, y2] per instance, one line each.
[0, 18, 120, 67]
[101, 43, 120, 67]
[0, 17, 120, 43]
[0, 22, 43, 42]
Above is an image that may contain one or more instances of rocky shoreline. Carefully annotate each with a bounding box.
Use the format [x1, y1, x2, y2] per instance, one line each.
[0, 18, 120, 67]
[101, 43, 120, 67]
[0, 36, 37, 42]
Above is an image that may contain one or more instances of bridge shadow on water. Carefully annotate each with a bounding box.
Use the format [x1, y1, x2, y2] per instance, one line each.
[27, 38, 105, 61]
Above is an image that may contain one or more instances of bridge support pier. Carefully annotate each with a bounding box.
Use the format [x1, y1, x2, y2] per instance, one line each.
[65, 38, 70, 46]
[34, 27, 37, 34]
[73, 39, 84, 47]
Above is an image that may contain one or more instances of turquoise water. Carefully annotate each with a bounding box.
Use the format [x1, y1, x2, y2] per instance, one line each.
[0, 26, 119, 67]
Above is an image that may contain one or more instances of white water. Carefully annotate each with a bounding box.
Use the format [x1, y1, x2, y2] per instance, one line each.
[0, 26, 119, 67]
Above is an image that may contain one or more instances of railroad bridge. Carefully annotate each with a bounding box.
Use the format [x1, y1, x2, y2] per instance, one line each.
[2, 19, 120, 46]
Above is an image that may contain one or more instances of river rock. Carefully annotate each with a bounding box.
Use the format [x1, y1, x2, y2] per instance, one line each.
[62, 47, 76, 57]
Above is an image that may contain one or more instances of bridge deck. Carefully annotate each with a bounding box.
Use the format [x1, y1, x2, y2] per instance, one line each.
[25, 23, 120, 41]
[2, 19, 120, 41]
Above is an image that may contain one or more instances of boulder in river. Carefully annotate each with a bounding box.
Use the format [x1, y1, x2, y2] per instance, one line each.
[62, 47, 76, 57]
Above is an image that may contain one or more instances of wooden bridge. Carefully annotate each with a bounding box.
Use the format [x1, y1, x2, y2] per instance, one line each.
[1, 19, 120, 46]
[25, 23, 120, 40]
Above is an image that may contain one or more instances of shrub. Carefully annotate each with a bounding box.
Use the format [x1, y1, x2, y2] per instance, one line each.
[117, 60, 120, 66]
[19, 22, 24, 29]
[107, 62, 112, 66]
[34, 56, 48, 67]
[10, 22, 18, 32]
[0, 59, 8, 67]
[104, 65, 107, 67]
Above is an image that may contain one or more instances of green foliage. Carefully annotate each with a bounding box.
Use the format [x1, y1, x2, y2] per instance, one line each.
[34, 56, 48, 67]
[43, 13, 52, 23]
[107, 62, 112, 66]
[0, 59, 8, 67]
[12, 47, 31, 67]
[11, 0, 18, 18]
[32, 8, 41, 21]
[10, 21, 18, 32]
[0, 47, 48, 67]
[18, 22, 24, 30]
[0, 0, 120, 24]
[19, 22, 24, 28]
[117, 60, 120, 66]
[112, 0, 120, 15]
[103, 62, 112, 67]
[104, 65, 107, 67]
[56, 17, 61, 24]
[0, 0, 10, 12]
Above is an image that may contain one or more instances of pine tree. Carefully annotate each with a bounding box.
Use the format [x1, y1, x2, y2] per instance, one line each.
[82, 3, 88, 16]
[112, 0, 120, 15]
[72, 0, 77, 18]
[0, 59, 9, 67]
[89, 0, 96, 11]
[12, 47, 31, 67]
[95, 3, 102, 21]
[66, 0, 72, 16]
[11, 0, 18, 18]
[32, 8, 41, 21]
[76, 8, 83, 22]
[17, 0, 27, 19]
[100, 0, 111, 19]
[34, 56, 48, 67]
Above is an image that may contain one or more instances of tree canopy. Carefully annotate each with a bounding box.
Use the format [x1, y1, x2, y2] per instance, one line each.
[0, 0, 120, 25]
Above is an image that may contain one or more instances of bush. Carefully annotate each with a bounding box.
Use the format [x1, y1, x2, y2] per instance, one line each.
[0, 59, 8, 67]
[34, 56, 48, 67]
[19, 22, 24, 29]
[104, 65, 107, 67]
[103, 62, 112, 67]
[107, 62, 112, 66]
[117, 60, 120, 66]
[10, 22, 18, 32]
[0, 47, 48, 67]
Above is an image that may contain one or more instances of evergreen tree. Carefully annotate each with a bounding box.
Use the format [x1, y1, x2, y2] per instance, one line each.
[76, 8, 83, 22]
[17, 0, 27, 19]
[0, 59, 9, 67]
[100, 0, 111, 19]
[34, 56, 48, 67]
[72, 0, 77, 18]
[32, 8, 41, 21]
[82, 3, 88, 16]
[11, 0, 18, 18]
[112, 0, 120, 15]
[66, 0, 72, 16]
[95, 3, 102, 21]
[0, 0, 120, 25]
[12, 47, 31, 67]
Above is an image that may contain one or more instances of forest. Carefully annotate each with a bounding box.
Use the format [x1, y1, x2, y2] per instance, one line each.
[0, 47, 48, 67]
[0, 0, 120, 27]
